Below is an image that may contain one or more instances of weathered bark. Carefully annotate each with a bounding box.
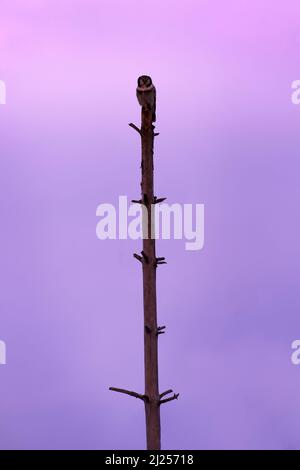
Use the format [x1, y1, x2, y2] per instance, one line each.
[140, 109, 161, 450]
[109, 87, 179, 450]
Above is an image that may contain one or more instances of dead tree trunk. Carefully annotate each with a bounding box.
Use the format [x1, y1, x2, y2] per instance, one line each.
[140, 108, 161, 450]
[109, 81, 178, 451]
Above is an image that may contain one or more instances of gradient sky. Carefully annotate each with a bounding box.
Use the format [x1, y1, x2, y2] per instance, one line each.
[1, 0, 300, 450]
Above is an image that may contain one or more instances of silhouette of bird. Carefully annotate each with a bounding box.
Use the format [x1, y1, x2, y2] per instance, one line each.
[136, 75, 156, 122]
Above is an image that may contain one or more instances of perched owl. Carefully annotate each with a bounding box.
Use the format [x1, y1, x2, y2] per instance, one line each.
[136, 75, 156, 122]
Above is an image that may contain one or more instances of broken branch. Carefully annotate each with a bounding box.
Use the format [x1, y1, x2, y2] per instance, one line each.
[141, 251, 149, 263]
[154, 261, 167, 267]
[129, 123, 141, 135]
[157, 326, 166, 331]
[109, 387, 146, 401]
[131, 199, 143, 204]
[153, 197, 166, 204]
[159, 393, 179, 405]
[157, 326, 166, 335]
[154, 257, 167, 268]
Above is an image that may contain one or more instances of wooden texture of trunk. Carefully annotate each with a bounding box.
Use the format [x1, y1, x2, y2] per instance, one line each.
[140, 109, 161, 450]
[109, 85, 179, 450]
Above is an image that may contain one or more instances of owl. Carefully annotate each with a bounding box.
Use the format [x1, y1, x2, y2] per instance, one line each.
[136, 75, 156, 122]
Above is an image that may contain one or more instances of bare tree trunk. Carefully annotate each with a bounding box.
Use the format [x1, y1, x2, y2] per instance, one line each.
[109, 84, 179, 451]
[140, 109, 161, 450]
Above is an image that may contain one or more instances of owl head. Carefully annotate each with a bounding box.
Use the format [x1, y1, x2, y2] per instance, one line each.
[137, 75, 153, 89]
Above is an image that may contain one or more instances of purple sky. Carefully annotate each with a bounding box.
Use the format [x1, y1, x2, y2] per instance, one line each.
[1, 0, 300, 450]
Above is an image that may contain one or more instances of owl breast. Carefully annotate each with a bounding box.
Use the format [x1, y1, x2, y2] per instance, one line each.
[136, 90, 155, 108]
[136, 85, 156, 122]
